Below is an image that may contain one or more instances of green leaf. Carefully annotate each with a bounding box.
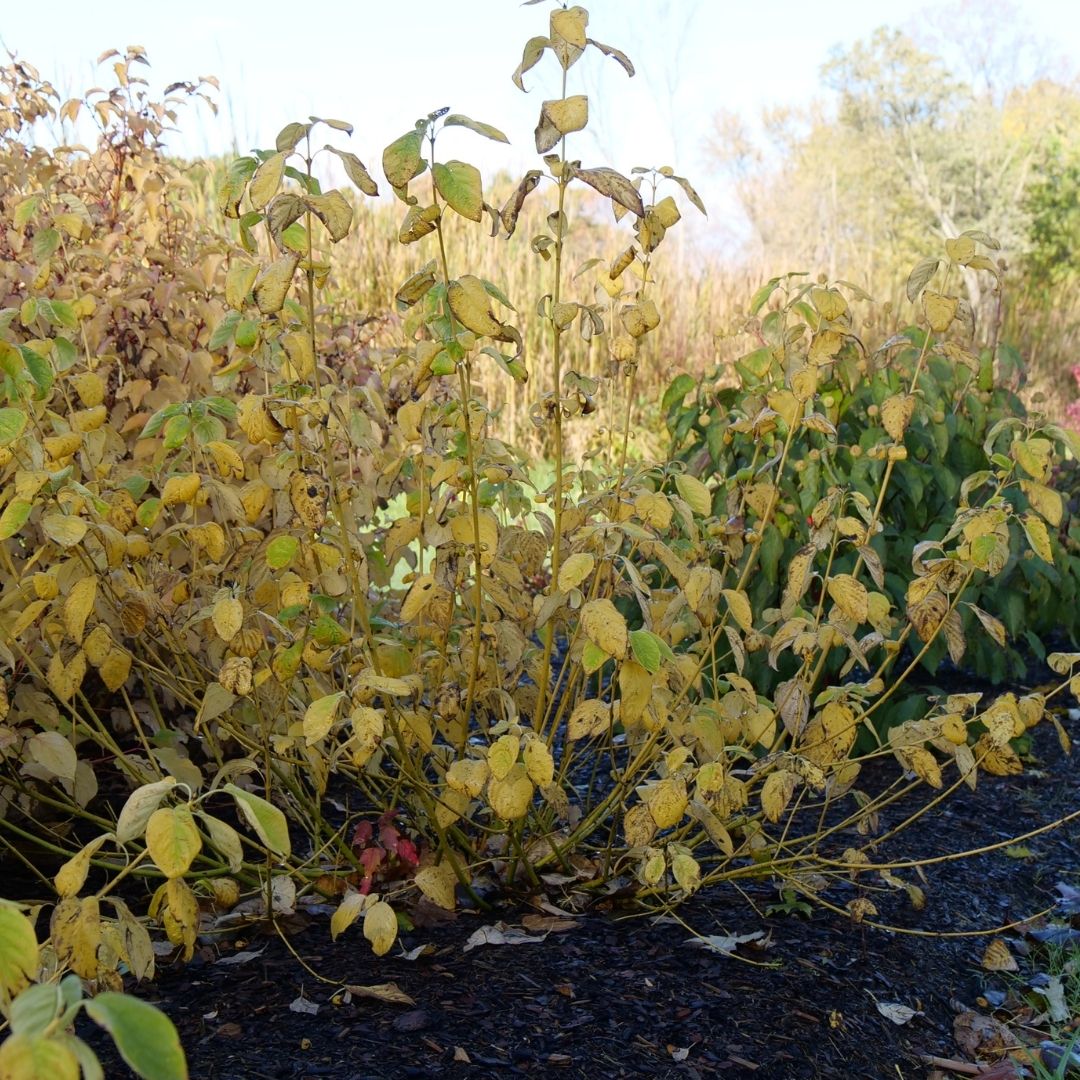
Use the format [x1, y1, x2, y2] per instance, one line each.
[0, 498, 34, 540]
[443, 114, 509, 144]
[223, 783, 290, 858]
[85, 992, 188, 1080]
[32, 227, 61, 262]
[46, 341, 71, 380]
[662, 374, 695, 414]
[10, 983, 62, 1036]
[14, 194, 41, 229]
[265, 534, 300, 569]
[140, 403, 184, 440]
[0, 904, 40, 998]
[0, 406, 27, 446]
[581, 641, 609, 675]
[47, 300, 77, 329]
[162, 414, 193, 451]
[433, 161, 483, 223]
[629, 629, 663, 674]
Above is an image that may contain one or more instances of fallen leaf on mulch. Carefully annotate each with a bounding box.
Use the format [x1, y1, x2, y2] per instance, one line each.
[521, 914, 580, 933]
[462, 922, 547, 951]
[686, 930, 768, 957]
[1055, 881, 1080, 915]
[343, 982, 415, 1006]
[954, 1010, 1013, 1060]
[288, 993, 319, 1015]
[982, 938, 1019, 972]
[215, 947, 266, 966]
[876, 1002, 921, 1025]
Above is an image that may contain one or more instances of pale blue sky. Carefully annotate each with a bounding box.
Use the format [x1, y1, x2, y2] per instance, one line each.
[4, 1, 1078, 251]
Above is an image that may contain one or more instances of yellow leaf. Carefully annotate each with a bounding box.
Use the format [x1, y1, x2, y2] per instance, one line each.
[801, 700, 858, 767]
[908, 747, 943, 788]
[1013, 437, 1051, 481]
[674, 474, 711, 517]
[237, 395, 285, 446]
[523, 737, 554, 785]
[145, 805, 202, 878]
[46, 649, 87, 702]
[618, 660, 653, 724]
[281, 330, 315, 380]
[761, 770, 798, 822]
[487, 734, 520, 781]
[445, 758, 489, 798]
[487, 762, 533, 819]
[303, 691, 346, 745]
[581, 598, 628, 659]
[0, 1034, 80, 1080]
[50, 896, 102, 979]
[880, 394, 915, 441]
[99, 647, 132, 692]
[981, 938, 1018, 972]
[557, 552, 595, 593]
[249, 151, 286, 210]
[781, 545, 815, 617]
[289, 471, 328, 530]
[161, 473, 201, 507]
[922, 291, 958, 333]
[254, 253, 299, 314]
[363, 899, 398, 956]
[206, 440, 245, 480]
[567, 699, 610, 740]
[225, 262, 259, 309]
[670, 845, 701, 895]
[811, 286, 847, 321]
[945, 236, 976, 263]
[63, 576, 97, 644]
[401, 574, 437, 622]
[414, 863, 457, 911]
[623, 803, 656, 848]
[635, 492, 673, 530]
[41, 512, 88, 547]
[330, 889, 366, 941]
[212, 597, 243, 642]
[646, 776, 688, 829]
[722, 589, 753, 633]
[55, 834, 111, 898]
[450, 508, 499, 567]
[640, 847, 666, 885]
[165, 878, 199, 959]
[827, 573, 868, 624]
[684, 565, 723, 619]
[535, 95, 588, 154]
[1020, 481, 1063, 528]
[766, 388, 800, 428]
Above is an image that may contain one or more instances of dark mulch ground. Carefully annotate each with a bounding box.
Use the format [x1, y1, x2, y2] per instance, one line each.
[41, 720, 1070, 1080]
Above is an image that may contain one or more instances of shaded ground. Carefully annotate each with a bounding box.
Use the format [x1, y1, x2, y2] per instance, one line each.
[51, 722, 1075, 1080]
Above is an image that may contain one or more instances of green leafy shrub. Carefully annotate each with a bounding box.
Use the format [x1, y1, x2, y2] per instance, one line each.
[669, 261, 1080, 696]
[0, 8, 1075, 1044]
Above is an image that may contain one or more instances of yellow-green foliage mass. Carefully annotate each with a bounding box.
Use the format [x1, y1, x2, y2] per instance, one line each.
[0, 14, 1078, 1075]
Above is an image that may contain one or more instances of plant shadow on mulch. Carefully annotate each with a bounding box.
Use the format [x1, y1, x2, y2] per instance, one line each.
[52, 720, 1073, 1080]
